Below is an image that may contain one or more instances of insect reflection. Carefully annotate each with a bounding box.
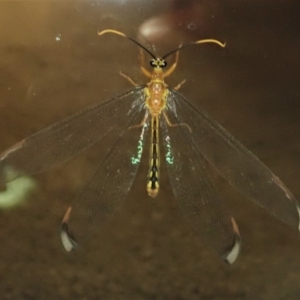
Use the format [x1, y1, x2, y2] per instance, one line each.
[1, 29, 299, 264]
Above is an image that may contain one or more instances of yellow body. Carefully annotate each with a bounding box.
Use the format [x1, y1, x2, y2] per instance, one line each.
[97, 29, 225, 198]
[145, 68, 169, 197]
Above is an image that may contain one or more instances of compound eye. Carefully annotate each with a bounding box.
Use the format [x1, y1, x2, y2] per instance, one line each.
[161, 61, 167, 68]
[150, 59, 156, 67]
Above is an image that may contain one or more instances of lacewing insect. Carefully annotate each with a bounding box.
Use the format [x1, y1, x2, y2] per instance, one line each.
[1, 29, 299, 264]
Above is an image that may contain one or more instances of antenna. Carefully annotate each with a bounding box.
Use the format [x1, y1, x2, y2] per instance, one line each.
[98, 29, 226, 61]
[98, 29, 156, 59]
[162, 39, 226, 60]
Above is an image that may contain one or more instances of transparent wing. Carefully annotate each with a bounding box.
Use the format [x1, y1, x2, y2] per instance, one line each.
[0, 87, 145, 184]
[161, 115, 241, 264]
[167, 89, 300, 230]
[61, 106, 150, 249]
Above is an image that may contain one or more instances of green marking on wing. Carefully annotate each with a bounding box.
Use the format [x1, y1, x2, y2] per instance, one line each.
[165, 136, 174, 165]
[131, 122, 148, 165]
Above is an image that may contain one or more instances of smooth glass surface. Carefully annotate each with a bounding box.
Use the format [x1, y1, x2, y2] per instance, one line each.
[0, 1, 300, 299]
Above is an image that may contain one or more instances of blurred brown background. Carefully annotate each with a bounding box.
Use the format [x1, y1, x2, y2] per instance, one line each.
[0, 1, 300, 299]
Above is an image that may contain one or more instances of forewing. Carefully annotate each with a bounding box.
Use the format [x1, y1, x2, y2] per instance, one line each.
[161, 114, 241, 264]
[0, 87, 145, 184]
[168, 89, 300, 230]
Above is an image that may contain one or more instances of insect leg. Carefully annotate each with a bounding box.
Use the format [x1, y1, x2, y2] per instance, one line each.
[163, 45, 181, 78]
[119, 71, 139, 86]
[128, 111, 149, 130]
[163, 111, 192, 133]
[139, 48, 152, 78]
[173, 79, 186, 91]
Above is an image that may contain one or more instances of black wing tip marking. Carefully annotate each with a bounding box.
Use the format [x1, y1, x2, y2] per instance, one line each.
[222, 217, 241, 265]
[60, 206, 78, 252]
[271, 173, 300, 231]
[296, 203, 300, 232]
